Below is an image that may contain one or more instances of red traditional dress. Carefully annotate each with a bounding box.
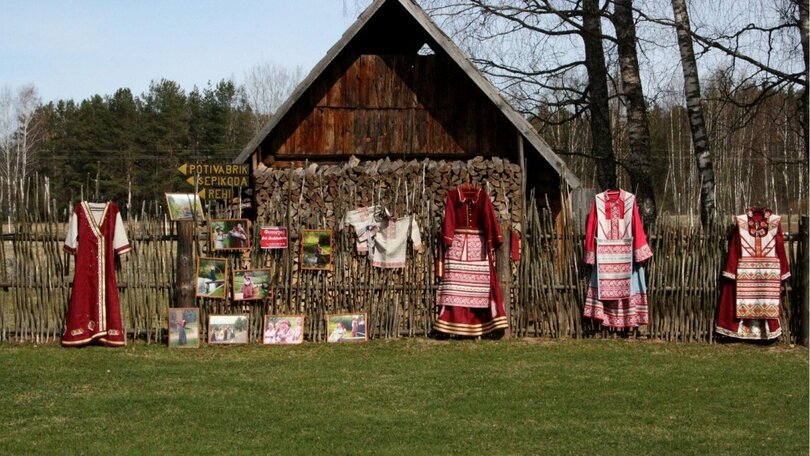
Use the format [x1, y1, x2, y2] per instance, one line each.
[583, 189, 653, 328]
[62, 202, 131, 347]
[434, 186, 508, 336]
[715, 208, 790, 340]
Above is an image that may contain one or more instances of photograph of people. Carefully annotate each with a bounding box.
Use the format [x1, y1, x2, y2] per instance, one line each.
[262, 315, 304, 345]
[168, 308, 199, 348]
[328, 321, 346, 342]
[327, 313, 367, 342]
[263, 321, 277, 344]
[241, 272, 255, 299]
[210, 219, 251, 251]
[208, 315, 249, 344]
[232, 269, 271, 301]
[176, 317, 187, 346]
[228, 222, 248, 248]
[195, 258, 227, 299]
[213, 226, 225, 250]
[301, 229, 333, 270]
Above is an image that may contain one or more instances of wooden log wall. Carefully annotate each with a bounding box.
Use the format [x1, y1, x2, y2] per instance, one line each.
[263, 54, 516, 158]
[0, 173, 805, 345]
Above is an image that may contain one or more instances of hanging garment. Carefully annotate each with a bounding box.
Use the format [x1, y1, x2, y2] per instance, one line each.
[371, 215, 423, 268]
[62, 201, 131, 347]
[715, 208, 790, 340]
[435, 186, 508, 336]
[583, 189, 653, 328]
[341, 206, 383, 255]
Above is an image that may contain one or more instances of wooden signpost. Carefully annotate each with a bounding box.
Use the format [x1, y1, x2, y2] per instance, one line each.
[178, 163, 250, 200]
[174, 162, 251, 308]
[176, 220, 196, 309]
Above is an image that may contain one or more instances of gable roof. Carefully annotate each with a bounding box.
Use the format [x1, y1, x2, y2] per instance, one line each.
[235, 0, 579, 189]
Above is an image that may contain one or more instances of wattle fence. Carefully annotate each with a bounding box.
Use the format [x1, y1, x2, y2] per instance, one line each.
[0, 182, 805, 345]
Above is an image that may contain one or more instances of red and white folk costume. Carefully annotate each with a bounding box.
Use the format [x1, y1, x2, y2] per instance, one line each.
[583, 189, 653, 328]
[434, 186, 509, 336]
[62, 202, 131, 347]
[715, 208, 790, 340]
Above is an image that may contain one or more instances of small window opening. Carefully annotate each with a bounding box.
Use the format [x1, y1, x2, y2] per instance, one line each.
[417, 43, 435, 56]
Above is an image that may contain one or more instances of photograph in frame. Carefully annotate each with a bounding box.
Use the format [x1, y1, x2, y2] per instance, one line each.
[196, 257, 228, 299]
[208, 315, 249, 344]
[168, 308, 200, 348]
[210, 219, 251, 251]
[232, 269, 272, 301]
[326, 313, 367, 343]
[300, 229, 333, 270]
[263, 315, 304, 345]
[165, 193, 205, 221]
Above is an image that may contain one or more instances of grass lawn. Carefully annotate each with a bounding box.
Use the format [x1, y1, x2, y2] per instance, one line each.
[0, 339, 806, 455]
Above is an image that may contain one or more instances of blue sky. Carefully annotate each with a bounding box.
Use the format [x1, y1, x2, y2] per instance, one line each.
[0, 0, 371, 102]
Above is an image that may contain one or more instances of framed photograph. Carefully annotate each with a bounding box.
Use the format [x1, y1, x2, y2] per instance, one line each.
[208, 315, 249, 344]
[232, 269, 272, 301]
[165, 193, 205, 221]
[196, 257, 228, 299]
[326, 313, 367, 343]
[300, 229, 333, 270]
[210, 219, 251, 251]
[263, 315, 304, 345]
[168, 308, 200, 348]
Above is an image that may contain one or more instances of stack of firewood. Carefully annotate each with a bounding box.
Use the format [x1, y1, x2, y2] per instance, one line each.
[254, 155, 522, 233]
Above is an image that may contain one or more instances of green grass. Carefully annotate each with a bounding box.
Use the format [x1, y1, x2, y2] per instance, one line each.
[0, 339, 806, 455]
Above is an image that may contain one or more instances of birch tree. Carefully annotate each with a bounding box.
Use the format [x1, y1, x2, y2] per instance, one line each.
[671, 0, 716, 226]
[0, 85, 41, 214]
[424, 0, 620, 189]
[242, 61, 304, 132]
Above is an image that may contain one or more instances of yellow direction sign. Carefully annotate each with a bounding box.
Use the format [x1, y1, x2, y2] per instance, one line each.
[186, 175, 249, 187]
[197, 188, 235, 200]
[178, 163, 249, 176]
[178, 162, 250, 200]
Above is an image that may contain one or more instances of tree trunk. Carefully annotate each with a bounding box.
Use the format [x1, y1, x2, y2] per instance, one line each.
[496, 222, 511, 339]
[612, 0, 657, 225]
[797, 0, 809, 165]
[671, 0, 716, 226]
[175, 220, 196, 309]
[583, 0, 617, 190]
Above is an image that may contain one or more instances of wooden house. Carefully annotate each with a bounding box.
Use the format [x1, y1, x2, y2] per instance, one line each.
[235, 0, 579, 220]
[229, 0, 586, 339]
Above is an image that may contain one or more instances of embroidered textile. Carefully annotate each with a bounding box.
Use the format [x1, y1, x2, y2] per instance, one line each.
[596, 238, 633, 300]
[582, 189, 652, 328]
[341, 206, 383, 254]
[735, 257, 782, 318]
[435, 187, 508, 335]
[716, 208, 790, 339]
[436, 232, 491, 308]
[62, 202, 131, 347]
[371, 216, 422, 269]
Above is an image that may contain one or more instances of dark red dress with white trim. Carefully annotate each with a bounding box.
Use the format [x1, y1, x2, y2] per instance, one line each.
[715, 208, 790, 340]
[434, 187, 508, 336]
[62, 202, 131, 347]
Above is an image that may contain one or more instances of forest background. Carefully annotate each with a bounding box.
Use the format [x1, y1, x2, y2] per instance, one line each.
[0, 0, 806, 223]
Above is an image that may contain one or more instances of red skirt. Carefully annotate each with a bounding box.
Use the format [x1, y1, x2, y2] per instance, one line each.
[434, 231, 508, 336]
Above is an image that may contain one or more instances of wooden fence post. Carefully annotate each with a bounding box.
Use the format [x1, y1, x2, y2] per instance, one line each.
[497, 222, 511, 339]
[801, 216, 808, 346]
[176, 220, 196, 309]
